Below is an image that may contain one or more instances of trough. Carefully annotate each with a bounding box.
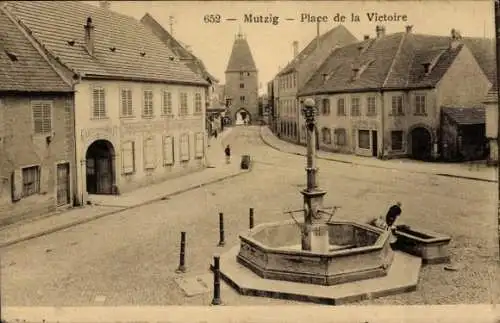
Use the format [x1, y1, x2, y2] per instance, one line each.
[392, 225, 451, 264]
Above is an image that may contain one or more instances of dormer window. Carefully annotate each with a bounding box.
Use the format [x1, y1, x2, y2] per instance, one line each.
[423, 63, 431, 74]
[5, 50, 18, 62]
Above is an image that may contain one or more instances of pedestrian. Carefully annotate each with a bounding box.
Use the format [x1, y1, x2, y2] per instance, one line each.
[214, 130, 218, 139]
[224, 144, 231, 164]
[385, 202, 402, 229]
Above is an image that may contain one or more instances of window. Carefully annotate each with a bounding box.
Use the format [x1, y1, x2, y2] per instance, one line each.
[351, 97, 360, 116]
[240, 83, 244, 88]
[240, 96, 245, 103]
[22, 166, 40, 197]
[162, 136, 174, 166]
[121, 141, 135, 174]
[247, 72, 250, 76]
[358, 130, 370, 149]
[92, 87, 106, 118]
[143, 90, 154, 117]
[180, 92, 188, 116]
[334, 128, 347, 146]
[293, 73, 297, 88]
[391, 95, 403, 115]
[391, 131, 404, 150]
[321, 127, 332, 144]
[415, 94, 426, 115]
[321, 98, 330, 115]
[180, 133, 190, 161]
[194, 93, 202, 114]
[337, 98, 346, 116]
[240, 72, 244, 80]
[367, 97, 376, 116]
[195, 132, 204, 158]
[120, 88, 133, 117]
[143, 137, 156, 169]
[162, 90, 172, 115]
[32, 101, 52, 134]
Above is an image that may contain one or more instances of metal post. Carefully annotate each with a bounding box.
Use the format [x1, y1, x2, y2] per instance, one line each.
[249, 208, 254, 229]
[175, 231, 186, 273]
[211, 255, 222, 305]
[218, 212, 225, 247]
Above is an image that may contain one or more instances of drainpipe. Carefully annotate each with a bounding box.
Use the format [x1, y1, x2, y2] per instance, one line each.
[72, 74, 84, 206]
[380, 90, 385, 159]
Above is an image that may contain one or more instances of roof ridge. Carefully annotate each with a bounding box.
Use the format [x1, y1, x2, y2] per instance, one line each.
[382, 33, 406, 88]
[0, 6, 74, 88]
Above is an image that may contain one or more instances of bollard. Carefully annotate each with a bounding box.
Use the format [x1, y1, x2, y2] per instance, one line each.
[249, 208, 254, 229]
[211, 255, 222, 305]
[175, 231, 187, 273]
[218, 212, 226, 247]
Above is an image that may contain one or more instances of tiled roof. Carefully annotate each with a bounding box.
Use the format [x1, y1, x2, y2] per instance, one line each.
[225, 34, 257, 72]
[0, 8, 71, 92]
[278, 25, 357, 77]
[442, 106, 485, 125]
[483, 87, 498, 104]
[4, 1, 208, 86]
[299, 32, 476, 96]
[140, 13, 218, 83]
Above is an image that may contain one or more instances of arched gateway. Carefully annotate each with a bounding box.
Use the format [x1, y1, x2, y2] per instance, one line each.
[235, 108, 251, 125]
[85, 139, 116, 195]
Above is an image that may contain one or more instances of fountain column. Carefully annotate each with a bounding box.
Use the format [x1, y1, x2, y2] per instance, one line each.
[300, 98, 328, 252]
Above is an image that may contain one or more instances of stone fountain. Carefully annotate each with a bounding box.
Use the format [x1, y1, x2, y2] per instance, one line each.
[214, 99, 438, 305]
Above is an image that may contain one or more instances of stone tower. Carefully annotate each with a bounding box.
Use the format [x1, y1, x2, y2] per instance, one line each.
[225, 31, 259, 125]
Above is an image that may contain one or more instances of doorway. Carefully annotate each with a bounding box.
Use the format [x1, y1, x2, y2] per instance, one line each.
[410, 127, 432, 160]
[56, 162, 70, 206]
[371, 130, 378, 157]
[86, 140, 115, 194]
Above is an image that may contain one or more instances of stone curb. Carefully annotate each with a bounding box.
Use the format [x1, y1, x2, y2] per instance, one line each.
[0, 169, 250, 249]
[258, 126, 497, 183]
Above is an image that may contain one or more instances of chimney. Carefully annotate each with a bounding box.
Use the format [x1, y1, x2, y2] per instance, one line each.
[99, 1, 110, 10]
[357, 45, 364, 55]
[292, 41, 299, 58]
[351, 67, 360, 80]
[450, 28, 462, 49]
[363, 35, 370, 40]
[84, 17, 95, 56]
[375, 25, 386, 38]
[405, 25, 413, 33]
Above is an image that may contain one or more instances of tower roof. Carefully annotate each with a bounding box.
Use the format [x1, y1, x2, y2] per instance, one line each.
[225, 32, 257, 73]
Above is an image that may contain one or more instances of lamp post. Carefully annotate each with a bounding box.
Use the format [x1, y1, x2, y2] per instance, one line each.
[300, 98, 327, 251]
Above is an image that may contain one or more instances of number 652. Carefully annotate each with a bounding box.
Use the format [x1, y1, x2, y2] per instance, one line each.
[203, 14, 221, 23]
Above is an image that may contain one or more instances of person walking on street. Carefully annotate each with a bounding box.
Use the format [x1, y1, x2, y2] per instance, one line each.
[385, 202, 402, 229]
[224, 144, 231, 164]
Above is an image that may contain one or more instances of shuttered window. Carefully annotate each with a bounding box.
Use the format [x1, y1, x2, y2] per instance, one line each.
[92, 87, 106, 119]
[143, 137, 156, 169]
[121, 141, 135, 174]
[194, 93, 202, 114]
[195, 132, 204, 158]
[22, 166, 40, 197]
[32, 101, 52, 134]
[143, 90, 154, 117]
[180, 133, 190, 161]
[162, 90, 173, 115]
[358, 130, 370, 149]
[162, 136, 174, 165]
[180, 92, 188, 116]
[351, 97, 360, 116]
[121, 88, 133, 117]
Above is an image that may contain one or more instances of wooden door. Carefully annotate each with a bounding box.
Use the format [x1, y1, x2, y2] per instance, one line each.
[56, 163, 70, 206]
[96, 157, 112, 194]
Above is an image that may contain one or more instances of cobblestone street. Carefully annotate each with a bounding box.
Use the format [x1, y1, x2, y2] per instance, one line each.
[2, 126, 498, 306]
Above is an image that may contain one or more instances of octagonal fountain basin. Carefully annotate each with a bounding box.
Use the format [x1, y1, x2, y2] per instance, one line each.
[392, 225, 451, 264]
[237, 219, 394, 286]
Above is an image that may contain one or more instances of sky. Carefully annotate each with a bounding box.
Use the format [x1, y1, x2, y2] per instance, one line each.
[88, 1, 495, 93]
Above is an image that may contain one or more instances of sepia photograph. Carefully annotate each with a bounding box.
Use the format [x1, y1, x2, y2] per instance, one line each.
[0, 0, 498, 321]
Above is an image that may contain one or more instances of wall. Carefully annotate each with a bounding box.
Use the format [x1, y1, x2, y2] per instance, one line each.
[485, 101, 498, 162]
[0, 93, 76, 225]
[436, 45, 491, 108]
[224, 71, 259, 123]
[277, 71, 300, 142]
[439, 113, 459, 160]
[74, 79, 207, 205]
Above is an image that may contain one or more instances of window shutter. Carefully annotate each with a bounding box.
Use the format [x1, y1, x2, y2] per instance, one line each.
[122, 141, 135, 174]
[180, 134, 189, 161]
[144, 137, 156, 169]
[11, 169, 22, 201]
[195, 133, 204, 158]
[163, 136, 174, 165]
[32, 102, 43, 134]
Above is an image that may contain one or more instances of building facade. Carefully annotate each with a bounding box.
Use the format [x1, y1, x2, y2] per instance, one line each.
[0, 6, 76, 224]
[5, 1, 209, 206]
[224, 32, 259, 125]
[276, 25, 357, 143]
[298, 26, 492, 160]
[484, 88, 498, 164]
